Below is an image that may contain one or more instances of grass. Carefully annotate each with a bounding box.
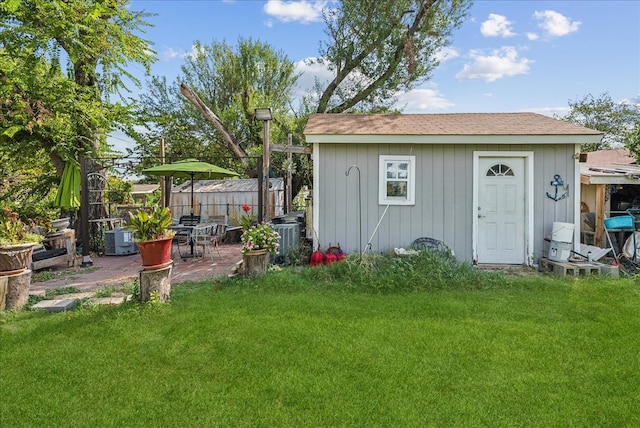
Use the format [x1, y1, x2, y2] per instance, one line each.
[1, 254, 639, 426]
[31, 265, 97, 283]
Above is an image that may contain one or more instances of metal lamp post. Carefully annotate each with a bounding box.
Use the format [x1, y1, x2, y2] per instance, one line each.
[255, 107, 273, 222]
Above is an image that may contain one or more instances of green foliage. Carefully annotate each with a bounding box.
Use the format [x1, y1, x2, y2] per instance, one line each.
[314, 0, 472, 113]
[44, 286, 81, 298]
[107, 176, 133, 205]
[241, 223, 280, 255]
[295, 250, 509, 292]
[0, 0, 155, 207]
[559, 92, 640, 152]
[0, 206, 43, 245]
[285, 239, 313, 266]
[93, 280, 138, 299]
[624, 124, 640, 163]
[126, 206, 174, 242]
[130, 37, 301, 178]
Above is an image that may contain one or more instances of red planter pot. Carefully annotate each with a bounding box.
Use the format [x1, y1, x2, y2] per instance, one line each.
[136, 237, 173, 269]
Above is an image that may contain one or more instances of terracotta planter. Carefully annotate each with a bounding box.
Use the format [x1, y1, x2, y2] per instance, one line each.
[242, 249, 269, 277]
[0, 243, 36, 276]
[136, 237, 173, 269]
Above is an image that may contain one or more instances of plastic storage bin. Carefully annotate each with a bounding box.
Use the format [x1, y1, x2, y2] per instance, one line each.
[604, 215, 634, 229]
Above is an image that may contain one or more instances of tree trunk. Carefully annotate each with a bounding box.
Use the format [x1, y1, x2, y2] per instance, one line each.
[179, 83, 249, 168]
[139, 265, 172, 303]
[0, 269, 32, 311]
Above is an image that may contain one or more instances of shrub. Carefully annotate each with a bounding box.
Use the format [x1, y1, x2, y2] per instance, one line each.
[295, 250, 510, 292]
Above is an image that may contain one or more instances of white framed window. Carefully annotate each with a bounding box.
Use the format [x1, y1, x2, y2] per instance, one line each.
[379, 155, 415, 205]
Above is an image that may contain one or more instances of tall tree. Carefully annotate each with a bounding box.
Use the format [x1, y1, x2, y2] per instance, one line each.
[132, 38, 299, 176]
[559, 93, 640, 152]
[313, 0, 472, 113]
[0, 0, 155, 179]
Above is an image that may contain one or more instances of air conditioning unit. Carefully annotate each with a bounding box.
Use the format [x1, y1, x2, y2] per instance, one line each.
[272, 223, 300, 263]
[105, 227, 137, 256]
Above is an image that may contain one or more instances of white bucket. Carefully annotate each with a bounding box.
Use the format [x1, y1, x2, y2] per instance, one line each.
[548, 240, 572, 262]
[551, 222, 574, 244]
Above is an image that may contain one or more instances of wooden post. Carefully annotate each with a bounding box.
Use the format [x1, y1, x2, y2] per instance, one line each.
[1, 269, 32, 311]
[262, 119, 271, 222]
[257, 157, 263, 224]
[79, 156, 92, 267]
[160, 137, 166, 209]
[595, 184, 606, 247]
[286, 133, 292, 213]
[139, 265, 172, 303]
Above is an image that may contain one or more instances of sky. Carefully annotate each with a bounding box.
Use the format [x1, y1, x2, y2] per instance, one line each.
[114, 0, 640, 151]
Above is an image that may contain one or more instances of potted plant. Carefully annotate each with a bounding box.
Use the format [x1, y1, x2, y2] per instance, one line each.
[126, 207, 175, 269]
[241, 222, 280, 277]
[0, 207, 43, 275]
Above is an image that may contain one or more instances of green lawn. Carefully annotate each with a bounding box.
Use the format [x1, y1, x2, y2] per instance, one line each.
[1, 270, 640, 427]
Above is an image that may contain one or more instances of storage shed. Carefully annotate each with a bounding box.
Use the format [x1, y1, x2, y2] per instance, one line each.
[171, 178, 284, 225]
[304, 113, 603, 265]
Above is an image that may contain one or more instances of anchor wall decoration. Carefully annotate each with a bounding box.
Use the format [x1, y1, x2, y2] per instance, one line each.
[546, 174, 569, 201]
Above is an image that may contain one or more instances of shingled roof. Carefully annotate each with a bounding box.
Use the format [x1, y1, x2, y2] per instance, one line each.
[304, 112, 603, 136]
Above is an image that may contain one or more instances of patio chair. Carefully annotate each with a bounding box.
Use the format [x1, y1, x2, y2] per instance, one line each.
[193, 224, 221, 261]
[171, 215, 202, 260]
[179, 215, 200, 226]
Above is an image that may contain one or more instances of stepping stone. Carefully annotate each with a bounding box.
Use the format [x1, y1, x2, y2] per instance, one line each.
[31, 299, 77, 312]
[29, 289, 46, 298]
[86, 296, 127, 306]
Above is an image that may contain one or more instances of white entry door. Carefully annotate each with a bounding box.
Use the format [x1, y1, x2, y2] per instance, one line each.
[477, 157, 526, 264]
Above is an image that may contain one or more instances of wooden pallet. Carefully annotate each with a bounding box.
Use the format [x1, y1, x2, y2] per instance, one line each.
[539, 258, 618, 278]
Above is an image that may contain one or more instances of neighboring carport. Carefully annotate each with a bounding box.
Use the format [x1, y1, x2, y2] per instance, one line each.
[580, 149, 640, 247]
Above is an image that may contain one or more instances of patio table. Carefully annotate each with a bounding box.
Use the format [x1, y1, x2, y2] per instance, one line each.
[169, 224, 202, 258]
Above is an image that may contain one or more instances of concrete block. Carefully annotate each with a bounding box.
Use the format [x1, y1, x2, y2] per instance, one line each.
[598, 264, 619, 278]
[87, 296, 126, 306]
[31, 299, 77, 312]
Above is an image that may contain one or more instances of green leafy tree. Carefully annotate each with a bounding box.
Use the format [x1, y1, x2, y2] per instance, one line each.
[0, 0, 155, 209]
[625, 125, 640, 162]
[313, 0, 472, 113]
[131, 37, 300, 178]
[559, 93, 640, 152]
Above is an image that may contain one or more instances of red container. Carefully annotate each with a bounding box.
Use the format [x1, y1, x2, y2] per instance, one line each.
[325, 252, 337, 265]
[136, 237, 173, 269]
[310, 250, 324, 267]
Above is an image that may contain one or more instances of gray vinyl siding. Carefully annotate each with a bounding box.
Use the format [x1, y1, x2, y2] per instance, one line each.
[316, 143, 576, 262]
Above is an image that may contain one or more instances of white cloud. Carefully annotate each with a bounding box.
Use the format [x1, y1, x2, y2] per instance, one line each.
[263, 0, 328, 24]
[456, 46, 533, 82]
[435, 47, 459, 63]
[533, 10, 580, 37]
[161, 44, 207, 61]
[397, 86, 454, 112]
[480, 14, 515, 37]
[293, 57, 335, 98]
[526, 32, 539, 41]
[161, 47, 182, 61]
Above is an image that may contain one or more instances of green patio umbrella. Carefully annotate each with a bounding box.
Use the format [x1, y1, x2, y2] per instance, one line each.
[142, 158, 239, 215]
[53, 159, 81, 210]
